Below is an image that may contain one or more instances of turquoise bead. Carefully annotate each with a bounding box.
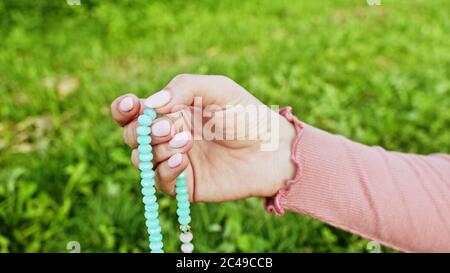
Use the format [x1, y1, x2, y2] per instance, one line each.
[177, 201, 190, 209]
[151, 248, 164, 253]
[146, 224, 161, 232]
[137, 136, 151, 145]
[145, 202, 159, 212]
[138, 145, 152, 153]
[141, 179, 155, 187]
[136, 126, 151, 136]
[177, 171, 187, 180]
[140, 170, 155, 179]
[176, 208, 190, 217]
[150, 241, 163, 250]
[146, 219, 160, 228]
[145, 210, 158, 219]
[144, 108, 157, 119]
[150, 238, 163, 245]
[143, 195, 157, 204]
[139, 162, 153, 171]
[139, 153, 153, 162]
[175, 186, 188, 192]
[176, 187, 188, 195]
[176, 179, 187, 187]
[178, 215, 191, 225]
[176, 193, 189, 202]
[148, 225, 162, 235]
[138, 115, 153, 126]
[142, 187, 156, 196]
[137, 108, 196, 253]
[149, 233, 163, 242]
[177, 199, 189, 207]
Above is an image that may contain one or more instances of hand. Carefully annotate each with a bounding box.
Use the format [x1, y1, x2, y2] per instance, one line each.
[111, 74, 296, 202]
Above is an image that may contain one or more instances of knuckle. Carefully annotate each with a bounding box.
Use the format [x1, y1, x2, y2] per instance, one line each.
[155, 169, 175, 196]
[218, 75, 239, 89]
[131, 150, 139, 166]
[153, 144, 170, 163]
[174, 73, 191, 82]
[216, 75, 230, 82]
[170, 73, 194, 87]
[162, 184, 175, 196]
[123, 125, 137, 147]
[157, 178, 175, 196]
[152, 146, 162, 162]
[122, 129, 129, 145]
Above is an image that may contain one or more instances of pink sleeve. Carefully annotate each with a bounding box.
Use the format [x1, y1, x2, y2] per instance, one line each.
[265, 107, 450, 252]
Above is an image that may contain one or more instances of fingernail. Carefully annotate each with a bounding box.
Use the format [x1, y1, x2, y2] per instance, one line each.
[145, 90, 171, 108]
[119, 96, 134, 112]
[168, 153, 183, 168]
[169, 131, 190, 148]
[151, 120, 171, 137]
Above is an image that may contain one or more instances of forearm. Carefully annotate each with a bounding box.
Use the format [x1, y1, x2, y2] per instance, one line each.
[266, 108, 450, 252]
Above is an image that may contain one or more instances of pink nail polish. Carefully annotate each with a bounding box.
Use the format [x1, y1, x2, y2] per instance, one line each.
[145, 90, 171, 108]
[151, 120, 171, 137]
[169, 132, 190, 148]
[119, 96, 134, 112]
[168, 153, 183, 168]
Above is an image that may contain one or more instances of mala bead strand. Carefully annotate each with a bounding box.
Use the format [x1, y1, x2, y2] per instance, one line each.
[137, 107, 194, 253]
[137, 108, 164, 253]
[176, 171, 194, 253]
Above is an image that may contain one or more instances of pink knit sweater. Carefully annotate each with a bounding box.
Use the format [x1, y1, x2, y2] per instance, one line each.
[265, 108, 450, 252]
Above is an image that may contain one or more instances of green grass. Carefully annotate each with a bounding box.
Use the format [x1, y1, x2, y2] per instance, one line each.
[0, 0, 449, 252]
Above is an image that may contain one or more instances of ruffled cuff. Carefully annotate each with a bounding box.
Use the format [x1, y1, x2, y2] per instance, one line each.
[264, 107, 304, 216]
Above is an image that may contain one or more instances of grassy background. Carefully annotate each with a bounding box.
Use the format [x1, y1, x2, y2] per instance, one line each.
[0, 0, 449, 252]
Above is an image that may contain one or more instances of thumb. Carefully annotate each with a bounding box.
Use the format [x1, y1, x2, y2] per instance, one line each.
[144, 74, 256, 114]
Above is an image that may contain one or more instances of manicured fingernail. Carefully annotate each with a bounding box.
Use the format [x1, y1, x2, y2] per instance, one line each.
[145, 90, 171, 108]
[151, 120, 171, 137]
[169, 131, 190, 148]
[119, 96, 134, 112]
[168, 153, 182, 168]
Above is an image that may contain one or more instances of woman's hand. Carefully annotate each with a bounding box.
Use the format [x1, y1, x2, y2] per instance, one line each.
[111, 74, 296, 202]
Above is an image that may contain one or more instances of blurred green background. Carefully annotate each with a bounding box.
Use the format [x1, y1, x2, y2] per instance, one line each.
[0, 0, 449, 253]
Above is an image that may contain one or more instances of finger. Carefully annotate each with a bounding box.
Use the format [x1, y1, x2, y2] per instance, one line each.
[149, 117, 174, 144]
[144, 74, 242, 115]
[131, 131, 192, 168]
[152, 132, 193, 165]
[155, 153, 189, 196]
[131, 148, 139, 168]
[123, 117, 174, 148]
[111, 93, 142, 126]
[123, 120, 138, 148]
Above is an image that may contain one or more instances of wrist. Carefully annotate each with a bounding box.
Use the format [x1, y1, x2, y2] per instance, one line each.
[263, 107, 304, 215]
[265, 114, 297, 197]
